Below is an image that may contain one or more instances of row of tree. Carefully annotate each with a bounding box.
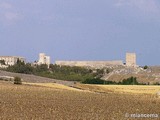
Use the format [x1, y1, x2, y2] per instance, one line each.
[82, 77, 151, 85]
[4, 60, 156, 85]
[5, 60, 105, 81]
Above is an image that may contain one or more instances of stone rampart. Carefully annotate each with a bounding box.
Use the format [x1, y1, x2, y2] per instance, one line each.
[55, 60, 123, 68]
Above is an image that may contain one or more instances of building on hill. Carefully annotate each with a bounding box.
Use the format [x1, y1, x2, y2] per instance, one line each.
[37, 53, 50, 67]
[126, 53, 137, 67]
[0, 56, 26, 68]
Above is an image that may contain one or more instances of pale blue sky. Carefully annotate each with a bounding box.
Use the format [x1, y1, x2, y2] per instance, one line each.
[0, 0, 160, 65]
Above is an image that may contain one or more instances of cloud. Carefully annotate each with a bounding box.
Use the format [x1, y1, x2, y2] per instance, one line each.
[0, 2, 22, 25]
[39, 15, 56, 24]
[115, 0, 159, 13]
[4, 12, 20, 21]
[0, 2, 12, 9]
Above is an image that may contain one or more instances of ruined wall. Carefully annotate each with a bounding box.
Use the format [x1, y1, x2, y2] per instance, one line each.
[55, 60, 123, 68]
[0, 56, 25, 66]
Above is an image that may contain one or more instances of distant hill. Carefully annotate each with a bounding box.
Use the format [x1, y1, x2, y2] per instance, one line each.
[102, 66, 160, 84]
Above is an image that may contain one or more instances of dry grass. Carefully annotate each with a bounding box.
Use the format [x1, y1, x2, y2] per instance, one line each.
[0, 81, 160, 120]
[75, 84, 160, 95]
[108, 74, 156, 83]
[24, 82, 81, 91]
[100, 85, 160, 94]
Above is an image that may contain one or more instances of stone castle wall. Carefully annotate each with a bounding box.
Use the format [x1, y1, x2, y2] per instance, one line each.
[0, 56, 25, 66]
[55, 60, 123, 68]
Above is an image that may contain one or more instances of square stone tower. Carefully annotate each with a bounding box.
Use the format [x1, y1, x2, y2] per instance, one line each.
[126, 53, 137, 67]
[38, 53, 45, 64]
[38, 53, 51, 68]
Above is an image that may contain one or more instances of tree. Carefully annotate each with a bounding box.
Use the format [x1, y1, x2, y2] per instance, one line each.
[16, 59, 25, 65]
[14, 76, 22, 85]
[0, 60, 5, 65]
[143, 65, 148, 69]
[36, 64, 48, 72]
[81, 78, 107, 84]
[122, 77, 138, 85]
[6, 63, 95, 82]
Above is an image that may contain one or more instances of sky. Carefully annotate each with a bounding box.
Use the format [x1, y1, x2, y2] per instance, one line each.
[0, 0, 160, 66]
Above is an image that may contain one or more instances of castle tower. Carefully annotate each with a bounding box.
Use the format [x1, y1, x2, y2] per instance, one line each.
[45, 56, 51, 68]
[38, 53, 45, 64]
[38, 53, 51, 68]
[126, 53, 137, 67]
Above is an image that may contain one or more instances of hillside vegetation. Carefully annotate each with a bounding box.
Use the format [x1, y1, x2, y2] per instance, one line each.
[4, 60, 104, 82]
[3, 60, 160, 85]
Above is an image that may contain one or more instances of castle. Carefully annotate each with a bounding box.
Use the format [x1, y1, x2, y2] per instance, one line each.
[55, 60, 123, 68]
[0, 56, 25, 68]
[37, 53, 51, 68]
[0, 52, 137, 68]
[55, 53, 137, 68]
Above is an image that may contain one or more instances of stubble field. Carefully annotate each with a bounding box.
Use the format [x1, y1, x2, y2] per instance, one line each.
[0, 81, 160, 120]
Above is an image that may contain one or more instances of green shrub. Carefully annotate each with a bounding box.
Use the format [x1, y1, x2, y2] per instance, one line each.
[14, 77, 22, 85]
[153, 82, 160, 85]
[0, 60, 5, 65]
[122, 77, 138, 85]
[81, 78, 106, 84]
[143, 65, 148, 69]
[6, 63, 96, 82]
[81, 77, 140, 85]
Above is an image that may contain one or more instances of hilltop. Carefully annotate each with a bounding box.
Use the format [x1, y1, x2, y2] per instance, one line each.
[102, 66, 160, 84]
[1, 64, 160, 85]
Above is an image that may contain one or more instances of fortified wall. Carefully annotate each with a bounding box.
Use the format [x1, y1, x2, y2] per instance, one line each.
[55, 60, 123, 68]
